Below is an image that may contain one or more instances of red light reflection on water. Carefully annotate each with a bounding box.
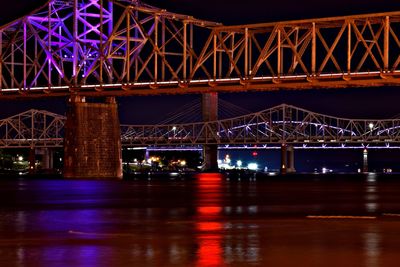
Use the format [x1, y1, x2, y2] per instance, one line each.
[197, 221, 223, 232]
[195, 173, 225, 267]
[196, 173, 222, 184]
[197, 234, 224, 267]
[197, 206, 222, 215]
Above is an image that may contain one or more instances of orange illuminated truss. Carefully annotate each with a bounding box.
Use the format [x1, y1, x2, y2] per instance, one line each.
[0, 1, 399, 98]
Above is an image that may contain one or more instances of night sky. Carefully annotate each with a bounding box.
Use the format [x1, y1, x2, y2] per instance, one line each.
[145, 0, 400, 25]
[0, 0, 399, 122]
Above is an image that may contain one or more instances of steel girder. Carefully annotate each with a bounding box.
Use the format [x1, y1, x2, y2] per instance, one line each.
[0, 1, 400, 97]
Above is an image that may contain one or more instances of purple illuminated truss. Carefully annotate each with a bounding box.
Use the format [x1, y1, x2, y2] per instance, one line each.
[0, 0, 217, 92]
[1, 0, 114, 89]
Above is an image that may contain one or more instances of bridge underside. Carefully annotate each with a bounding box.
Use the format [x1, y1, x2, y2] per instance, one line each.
[63, 96, 122, 179]
[2, 76, 400, 99]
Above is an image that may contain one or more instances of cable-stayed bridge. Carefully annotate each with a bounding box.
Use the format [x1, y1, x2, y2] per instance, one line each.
[1, 104, 400, 149]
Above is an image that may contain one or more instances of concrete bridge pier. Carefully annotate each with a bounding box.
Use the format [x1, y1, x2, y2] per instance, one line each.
[28, 147, 54, 173]
[36, 148, 54, 170]
[287, 145, 296, 173]
[202, 92, 219, 171]
[63, 96, 123, 179]
[28, 147, 36, 174]
[281, 144, 296, 174]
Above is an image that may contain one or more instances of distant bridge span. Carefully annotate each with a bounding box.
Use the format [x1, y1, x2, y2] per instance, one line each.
[0, 1, 400, 98]
[2, 104, 400, 149]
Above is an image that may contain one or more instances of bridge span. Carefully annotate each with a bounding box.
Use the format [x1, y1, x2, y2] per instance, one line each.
[2, 104, 400, 148]
[1, 0, 399, 177]
[1, 104, 399, 174]
[0, 1, 399, 97]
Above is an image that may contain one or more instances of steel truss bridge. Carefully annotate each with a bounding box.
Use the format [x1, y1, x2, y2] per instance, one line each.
[1, 0, 400, 98]
[2, 104, 400, 149]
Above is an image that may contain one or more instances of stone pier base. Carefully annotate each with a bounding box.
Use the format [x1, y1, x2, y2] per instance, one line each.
[63, 97, 122, 179]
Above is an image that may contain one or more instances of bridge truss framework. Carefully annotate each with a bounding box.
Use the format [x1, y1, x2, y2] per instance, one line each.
[1, 1, 400, 97]
[2, 104, 400, 149]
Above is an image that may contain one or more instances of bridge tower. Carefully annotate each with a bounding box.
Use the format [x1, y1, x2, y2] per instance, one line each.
[280, 106, 296, 174]
[202, 92, 219, 170]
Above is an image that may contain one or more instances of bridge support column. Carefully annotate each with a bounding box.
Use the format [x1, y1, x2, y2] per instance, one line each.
[363, 148, 368, 173]
[36, 148, 54, 170]
[202, 92, 218, 171]
[280, 144, 287, 175]
[63, 96, 122, 179]
[28, 148, 36, 174]
[287, 145, 296, 173]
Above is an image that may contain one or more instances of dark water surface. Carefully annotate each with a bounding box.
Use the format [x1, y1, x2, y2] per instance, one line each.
[1, 173, 400, 266]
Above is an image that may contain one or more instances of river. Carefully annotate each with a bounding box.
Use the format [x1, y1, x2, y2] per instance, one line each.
[0, 173, 399, 266]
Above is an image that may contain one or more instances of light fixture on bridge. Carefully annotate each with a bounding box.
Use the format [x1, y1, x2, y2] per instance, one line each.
[369, 123, 374, 130]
